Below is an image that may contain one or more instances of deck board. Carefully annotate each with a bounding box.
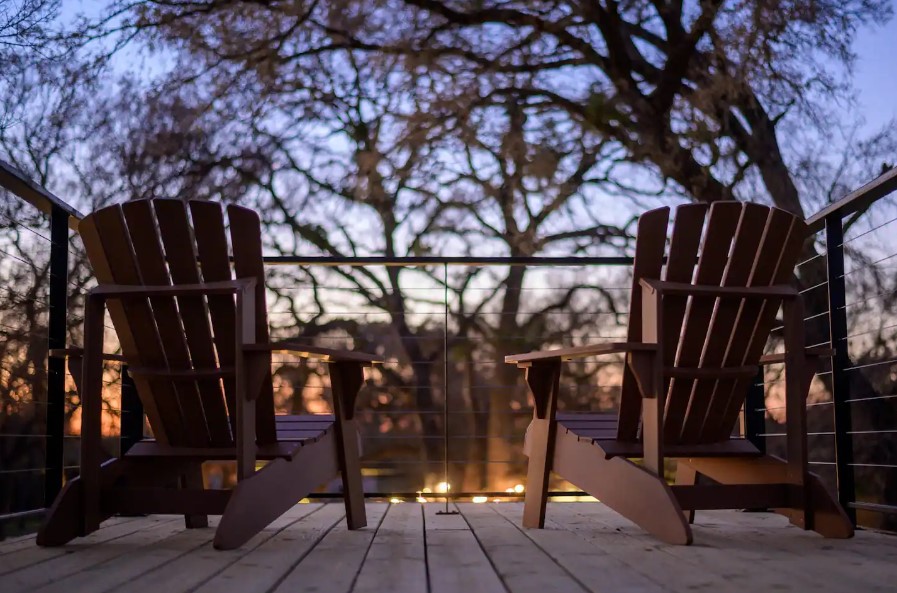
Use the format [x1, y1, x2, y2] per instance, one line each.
[425, 503, 505, 593]
[1, 502, 895, 593]
[271, 503, 389, 593]
[353, 501, 427, 593]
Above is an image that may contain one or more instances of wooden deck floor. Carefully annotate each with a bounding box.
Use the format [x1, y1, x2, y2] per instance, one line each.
[1, 502, 895, 593]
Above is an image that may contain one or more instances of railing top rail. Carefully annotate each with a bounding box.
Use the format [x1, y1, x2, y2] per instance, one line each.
[262, 255, 635, 266]
[806, 166, 897, 233]
[0, 159, 83, 228]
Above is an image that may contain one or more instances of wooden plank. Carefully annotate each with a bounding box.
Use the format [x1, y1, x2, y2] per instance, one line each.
[92, 205, 194, 444]
[459, 502, 589, 593]
[550, 503, 751, 593]
[28, 518, 221, 593]
[125, 440, 305, 459]
[586, 438, 760, 459]
[3, 517, 182, 592]
[663, 202, 743, 442]
[505, 342, 655, 363]
[492, 503, 670, 593]
[227, 204, 276, 443]
[672, 510, 896, 592]
[701, 509, 897, 560]
[709, 212, 808, 441]
[659, 204, 707, 409]
[0, 517, 144, 575]
[426, 503, 505, 593]
[123, 504, 321, 593]
[271, 503, 388, 593]
[78, 209, 172, 443]
[188, 200, 240, 437]
[193, 503, 345, 593]
[679, 204, 771, 443]
[352, 502, 427, 593]
[635, 504, 887, 588]
[148, 199, 232, 445]
[422, 499, 467, 531]
[618, 206, 669, 441]
[122, 200, 220, 446]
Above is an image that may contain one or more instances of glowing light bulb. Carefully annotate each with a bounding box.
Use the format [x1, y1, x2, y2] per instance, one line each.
[513, 484, 525, 493]
[472, 496, 488, 503]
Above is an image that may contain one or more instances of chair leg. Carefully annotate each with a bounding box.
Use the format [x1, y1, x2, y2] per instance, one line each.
[676, 462, 698, 524]
[182, 463, 209, 528]
[37, 459, 125, 546]
[521, 361, 561, 529]
[329, 361, 367, 530]
[335, 419, 366, 529]
[214, 430, 340, 549]
[523, 417, 555, 528]
[686, 456, 854, 538]
[552, 429, 692, 544]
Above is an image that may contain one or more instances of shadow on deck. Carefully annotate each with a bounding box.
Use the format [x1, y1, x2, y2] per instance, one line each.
[1, 502, 895, 593]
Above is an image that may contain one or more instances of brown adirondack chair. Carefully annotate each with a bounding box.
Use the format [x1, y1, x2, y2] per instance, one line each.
[505, 201, 854, 544]
[37, 199, 378, 550]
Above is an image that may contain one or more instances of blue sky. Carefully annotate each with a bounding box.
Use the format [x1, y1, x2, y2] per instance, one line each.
[853, 9, 897, 131]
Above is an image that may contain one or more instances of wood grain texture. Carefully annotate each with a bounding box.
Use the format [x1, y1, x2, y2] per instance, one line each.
[271, 504, 389, 593]
[8, 504, 893, 593]
[459, 502, 591, 593]
[144, 199, 231, 446]
[352, 503, 427, 593]
[227, 204, 276, 443]
[618, 206, 669, 441]
[188, 200, 240, 437]
[426, 504, 506, 593]
[504, 202, 832, 546]
[679, 203, 770, 444]
[663, 201, 742, 441]
[43, 199, 373, 550]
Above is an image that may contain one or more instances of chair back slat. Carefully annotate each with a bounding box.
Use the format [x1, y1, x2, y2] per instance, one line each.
[617, 201, 807, 446]
[121, 201, 219, 446]
[617, 207, 669, 441]
[79, 199, 279, 448]
[677, 203, 771, 443]
[78, 211, 173, 444]
[188, 200, 240, 440]
[227, 205, 277, 444]
[84, 205, 193, 445]
[657, 205, 708, 421]
[705, 213, 808, 441]
[148, 200, 232, 445]
[662, 202, 742, 440]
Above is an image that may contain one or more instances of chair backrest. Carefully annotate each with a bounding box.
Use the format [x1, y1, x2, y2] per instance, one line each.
[78, 199, 276, 448]
[616, 202, 808, 445]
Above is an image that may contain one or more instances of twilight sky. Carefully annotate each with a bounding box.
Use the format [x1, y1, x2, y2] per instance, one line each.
[853, 8, 897, 131]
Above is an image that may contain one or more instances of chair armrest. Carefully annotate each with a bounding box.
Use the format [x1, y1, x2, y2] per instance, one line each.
[244, 341, 381, 364]
[504, 342, 656, 366]
[88, 279, 255, 299]
[640, 279, 799, 300]
[49, 348, 127, 363]
[759, 346, 835, 365]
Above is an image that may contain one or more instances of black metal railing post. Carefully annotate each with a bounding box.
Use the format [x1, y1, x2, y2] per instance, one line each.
[44, 205, 68, 505]
[744, 369, 767, 454]
[824, 213, 857, 525]
[120, 365, 143, 453]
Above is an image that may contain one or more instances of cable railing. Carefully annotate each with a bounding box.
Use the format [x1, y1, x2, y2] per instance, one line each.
[2, 156, 897, 536]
